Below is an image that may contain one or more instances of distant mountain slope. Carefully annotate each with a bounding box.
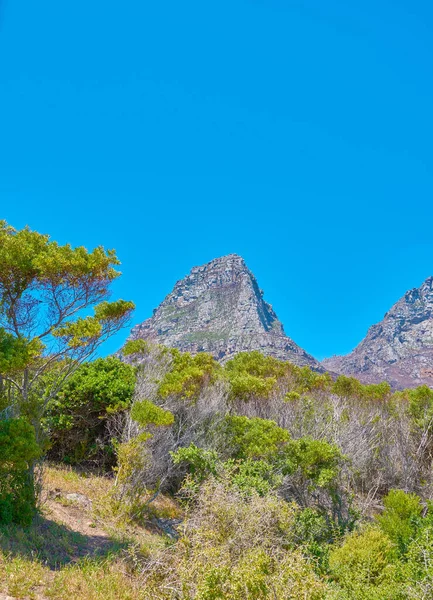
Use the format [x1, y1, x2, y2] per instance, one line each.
[323, 276, 433, 389]
[129, 254, 323, 370]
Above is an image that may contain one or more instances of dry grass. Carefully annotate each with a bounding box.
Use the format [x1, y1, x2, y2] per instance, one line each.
[42, 463, 112, 503]
[45, 558, 146, 600]
[0, 464, 172, 600]
[0, 553, 49, 599]
[0, 553, 148, 600]
[0, 466, 332, 599]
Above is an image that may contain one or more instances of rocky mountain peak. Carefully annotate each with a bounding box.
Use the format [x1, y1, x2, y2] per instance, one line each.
[322, 276, 433, 388]
[129, 254, 322, 369]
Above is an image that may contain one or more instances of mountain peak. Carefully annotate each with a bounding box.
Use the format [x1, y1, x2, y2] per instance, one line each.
[322, 276, 433, 388]
[420, 275, 433, 292]
[129, 254, 322, 369]
[188, 254, 248, 280]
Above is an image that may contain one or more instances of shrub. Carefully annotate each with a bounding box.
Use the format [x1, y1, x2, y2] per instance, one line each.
[280, 437, 343, 488]
[122, 338, 150, 357]
[332, 375, 364, 400]
[406, 385, 433, 429]
[113, 399, 174, 517]
[294, 507, 334, 571]
[329, 527, 402, 599]
[158, 351, 220, 402]
[402, 525, 433, 599]
[45, 357, 135, 466]
[172, 445, 282, 498]
[223, 415, 289, 459]
[0, 418, 41, 525]
[171, 443, 219, 487]
[131, 399, 174, 430]
[225, 351, 289, 402]
[142, 477, 329, 599]
[376, 489, 423, 555]
[225, 458, 283, 497]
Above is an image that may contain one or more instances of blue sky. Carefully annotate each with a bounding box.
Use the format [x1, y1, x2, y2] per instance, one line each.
[1, 0, 432, 360]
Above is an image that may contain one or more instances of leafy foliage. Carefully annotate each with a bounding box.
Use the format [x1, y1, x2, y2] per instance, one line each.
[280, 437, 343, 488]
[0, 418, 41, 524]
[404, 385, 433, 428]
[376, 489, 423, 555]
[131, 399, 175, 430]
[144, 477, 328, 599]
[0, 220, 134, 428]
[332, 375, 391, 402]
[122, 339, 150, 357]
[223, 415, 290, 459]
[2, 338, 433, 597]
[329, 527, 401, 599]
[158, 350, 220, 401]
[0, 220, 134, 521]
[45, 357, 136, 465]
[171, 444, 219, 488]
[225, 351, 289, 401]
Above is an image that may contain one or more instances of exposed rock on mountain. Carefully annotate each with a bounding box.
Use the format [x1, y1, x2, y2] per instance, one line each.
[323, 276, 433, 389]
[129, 254, 322, 370]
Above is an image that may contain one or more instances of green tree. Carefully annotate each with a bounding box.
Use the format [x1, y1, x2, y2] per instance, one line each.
[0, 221, 134, 520]
[0, 221, 134, 437]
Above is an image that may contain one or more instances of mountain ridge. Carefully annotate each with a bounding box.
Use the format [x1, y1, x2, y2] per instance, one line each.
[127, 255, 433, 388]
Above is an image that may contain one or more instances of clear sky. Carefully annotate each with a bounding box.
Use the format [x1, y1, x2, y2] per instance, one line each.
[1, 0, 432, 360]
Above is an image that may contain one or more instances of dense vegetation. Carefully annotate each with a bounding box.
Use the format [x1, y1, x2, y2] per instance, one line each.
[0, 220, 134, 522]
[2, 222, 433, 598]
[49, 343, 432, 599]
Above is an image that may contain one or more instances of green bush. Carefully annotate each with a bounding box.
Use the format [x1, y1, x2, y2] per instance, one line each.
[171, 443, 219, 487]
[45, 357, 135, 466]
[329, 527, 402, 599]
[144, 477, 329, 599]
[280, 437, 343, 488]
[376, 489, 423, 555]
[332, 376, 391, 402]
[131, 399, 174, 430]
[225, 353, 333, 402]
[174, 415, 349, 532]
[225, 351, 288, 401]
[294, 508, 334, 572]
[223, 415, 290, 459]
[225, 458, 283, 497]
[0, 418, 41, 525]
[112, 399, 174, 516]
[158, 350, 220, 401]
[172, 444, 283, 498]
[402, 524, 433, 598]
[405, 385, 433, 429]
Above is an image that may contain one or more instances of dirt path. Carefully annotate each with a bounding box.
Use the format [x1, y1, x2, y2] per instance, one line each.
[45, 498, 111, 555]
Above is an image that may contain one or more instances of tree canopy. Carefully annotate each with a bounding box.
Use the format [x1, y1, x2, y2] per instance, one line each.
[0, 221, 134, 427]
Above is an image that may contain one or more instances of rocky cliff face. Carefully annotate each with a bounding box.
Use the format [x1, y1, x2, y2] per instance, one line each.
[129, 254, 322, 370]
[322, 277, 433, 389]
